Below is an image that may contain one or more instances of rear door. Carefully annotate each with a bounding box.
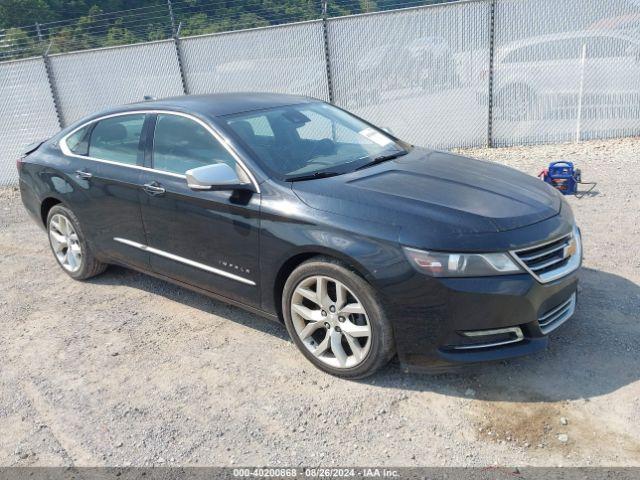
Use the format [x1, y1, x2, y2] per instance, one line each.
[138, 112, 261, 307]
[62, 112, 150, 270]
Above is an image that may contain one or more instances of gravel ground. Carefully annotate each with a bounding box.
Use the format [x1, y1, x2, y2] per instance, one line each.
[1, 138, 639, 467]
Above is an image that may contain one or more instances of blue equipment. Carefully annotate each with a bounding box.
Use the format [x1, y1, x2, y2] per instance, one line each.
[538, 161, 581, 195]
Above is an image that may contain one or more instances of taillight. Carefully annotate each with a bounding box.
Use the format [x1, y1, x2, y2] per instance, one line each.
[16, 156, 24, 173]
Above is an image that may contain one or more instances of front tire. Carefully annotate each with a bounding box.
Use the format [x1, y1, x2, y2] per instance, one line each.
[46, 204, 107, 280]
[282, 257, 394, 379]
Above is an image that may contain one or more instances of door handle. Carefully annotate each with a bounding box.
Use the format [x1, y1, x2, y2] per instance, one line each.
[143, 182, 166, 196]
[75, 169, 92, 179]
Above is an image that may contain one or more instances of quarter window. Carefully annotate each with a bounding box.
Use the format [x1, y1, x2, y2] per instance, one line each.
[152, 114, 237, 174]
[66, 124, 92, 156]
[89, 114, 145, 165]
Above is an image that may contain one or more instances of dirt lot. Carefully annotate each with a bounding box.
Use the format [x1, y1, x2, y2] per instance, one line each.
[1, 138, 639, 467]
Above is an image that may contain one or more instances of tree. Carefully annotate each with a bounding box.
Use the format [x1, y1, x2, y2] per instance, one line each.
[0, 27, 40, 59]
[0, 0, 445, 59]
[0, 0, 55, 28]
[180, 13, 218, 37]
[103, 18, 139, 47]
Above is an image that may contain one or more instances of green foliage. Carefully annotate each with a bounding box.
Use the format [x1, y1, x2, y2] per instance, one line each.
[0, 27, 41, 57]
[0, 0, 55, 28]
[0, 0, 441, 60]
[103, 18, 139, 47]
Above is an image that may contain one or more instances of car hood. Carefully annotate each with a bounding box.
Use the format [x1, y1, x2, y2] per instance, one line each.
[291, 148, 561, 237]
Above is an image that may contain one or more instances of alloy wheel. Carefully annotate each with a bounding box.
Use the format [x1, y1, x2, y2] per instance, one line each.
[49, 213, 83, 273]
[291, 275, 372, 369]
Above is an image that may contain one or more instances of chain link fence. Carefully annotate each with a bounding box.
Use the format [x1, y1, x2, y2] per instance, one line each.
[328, 1, 490, 149]
[0, 57, 60, 184]
[492, 0, 640, 146]
[49, 39, 185, 125]
[1, 0, 639, 185]
[180, 20, 330, 101]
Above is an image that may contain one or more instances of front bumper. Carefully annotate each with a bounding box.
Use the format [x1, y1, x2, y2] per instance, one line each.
[385, 267, 579, 373]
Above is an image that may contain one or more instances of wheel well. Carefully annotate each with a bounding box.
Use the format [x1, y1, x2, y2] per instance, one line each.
[272, 252, 370, 322]
[40, 197, 61, 226]
[273, 253, 318, 322]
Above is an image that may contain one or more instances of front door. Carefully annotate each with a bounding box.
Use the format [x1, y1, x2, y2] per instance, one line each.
[138, 113, 261, 307]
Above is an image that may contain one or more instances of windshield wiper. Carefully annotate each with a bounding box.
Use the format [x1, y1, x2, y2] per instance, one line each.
[285, 171, 341, 182]
[355, 150, 408, 171]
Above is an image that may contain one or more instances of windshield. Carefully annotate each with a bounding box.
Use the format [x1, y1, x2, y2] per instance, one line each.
[221, 102, 409, 181]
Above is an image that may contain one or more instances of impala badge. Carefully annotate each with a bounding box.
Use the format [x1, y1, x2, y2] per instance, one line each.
[220, 260, 250, 275]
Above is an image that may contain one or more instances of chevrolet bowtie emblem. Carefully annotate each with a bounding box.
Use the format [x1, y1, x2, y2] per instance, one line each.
[564, 238, 577, 258]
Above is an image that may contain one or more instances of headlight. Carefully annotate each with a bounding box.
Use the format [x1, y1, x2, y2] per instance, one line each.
[403, 247, 523, 277]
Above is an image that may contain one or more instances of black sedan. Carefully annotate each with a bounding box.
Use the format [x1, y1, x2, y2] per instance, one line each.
[18, 93, 582, 378]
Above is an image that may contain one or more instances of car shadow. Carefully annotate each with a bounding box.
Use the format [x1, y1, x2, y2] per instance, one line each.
[88, 266, 290, 341]
[90, 266, 639, 403]
[368, 267, 640, 402]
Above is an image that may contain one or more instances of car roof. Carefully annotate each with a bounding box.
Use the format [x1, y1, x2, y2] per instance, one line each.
[117, 92, 317, 118]
[501, 29, 640, 52]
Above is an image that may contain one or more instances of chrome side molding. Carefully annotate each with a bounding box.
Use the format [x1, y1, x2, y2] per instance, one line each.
[113, 237, 256, 286]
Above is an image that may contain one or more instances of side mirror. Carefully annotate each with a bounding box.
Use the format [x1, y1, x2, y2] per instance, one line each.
[185, 163, 253, 191]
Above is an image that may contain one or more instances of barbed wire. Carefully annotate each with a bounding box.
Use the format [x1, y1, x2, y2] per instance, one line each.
[0, 0, 448, 61]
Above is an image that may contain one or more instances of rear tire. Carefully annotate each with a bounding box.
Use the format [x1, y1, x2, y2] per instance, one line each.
[282, 257, 394, 379]
[46, 204, 107, 280]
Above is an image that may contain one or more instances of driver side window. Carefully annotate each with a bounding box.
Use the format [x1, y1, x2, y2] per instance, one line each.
[152, 114, 237, 175]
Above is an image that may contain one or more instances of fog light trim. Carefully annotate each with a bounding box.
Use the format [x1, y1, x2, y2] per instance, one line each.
[452, 327, 524, 350]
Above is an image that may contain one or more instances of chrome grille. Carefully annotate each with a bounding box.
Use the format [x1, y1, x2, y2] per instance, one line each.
[512, 228, 581, 283]
[538, 293, 576, 334]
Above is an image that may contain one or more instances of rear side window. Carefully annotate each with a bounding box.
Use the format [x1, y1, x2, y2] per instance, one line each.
[89, 114, 145, 165]
[152, 114, 237, 174]
[65, 124, 92, 156]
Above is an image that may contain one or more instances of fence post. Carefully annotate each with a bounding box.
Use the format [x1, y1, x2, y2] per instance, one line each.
[42, 42, 65, 129]
[575, 43, 587, 143]
[321, 0, 335, 104]
[35, 22, 44, 43]
[167, 0, 177, 36]
[486, 0, 497, 148]
[168, 0, 189, 96]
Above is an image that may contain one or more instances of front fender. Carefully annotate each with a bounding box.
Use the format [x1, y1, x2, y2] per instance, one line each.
[259, 215, 407, 315]
[258, 181, 410, 315]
